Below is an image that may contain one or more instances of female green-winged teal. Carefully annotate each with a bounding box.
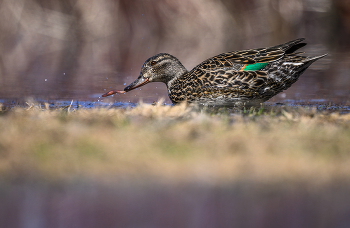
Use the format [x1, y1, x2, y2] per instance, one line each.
[102, 38, 326, 106]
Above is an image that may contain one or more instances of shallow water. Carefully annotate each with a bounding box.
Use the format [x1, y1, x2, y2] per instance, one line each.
[1, 98, 350, 114]
[267, 99, 350, 114]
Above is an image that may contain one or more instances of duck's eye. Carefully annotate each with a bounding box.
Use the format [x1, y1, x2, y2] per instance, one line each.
[150, 61, 157, 66]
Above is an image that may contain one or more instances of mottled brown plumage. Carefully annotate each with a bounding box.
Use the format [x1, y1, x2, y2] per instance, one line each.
[103, 38, 326, 106]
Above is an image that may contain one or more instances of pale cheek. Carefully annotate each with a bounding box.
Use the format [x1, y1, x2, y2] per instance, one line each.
[143, 70, 153, 82]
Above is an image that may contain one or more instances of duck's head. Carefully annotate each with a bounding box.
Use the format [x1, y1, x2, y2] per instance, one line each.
[124, 53, 187, 92]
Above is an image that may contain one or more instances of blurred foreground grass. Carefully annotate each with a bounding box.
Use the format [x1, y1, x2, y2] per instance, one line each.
[0, 101, 350, 186]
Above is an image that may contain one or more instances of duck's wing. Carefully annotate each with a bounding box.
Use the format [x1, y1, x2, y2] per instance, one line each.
[192, 38, 306, 71]
[193, 69, 268, 90]
[181, 70, 269, 101]
[180, 69, 271, 100]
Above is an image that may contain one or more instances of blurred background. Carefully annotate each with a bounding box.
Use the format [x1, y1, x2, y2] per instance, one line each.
[0, 0, 349, 103]
[1, 1, 350, 228]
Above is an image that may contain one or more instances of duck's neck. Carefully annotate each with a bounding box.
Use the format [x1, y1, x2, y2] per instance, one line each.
[166, 66, 188, 89]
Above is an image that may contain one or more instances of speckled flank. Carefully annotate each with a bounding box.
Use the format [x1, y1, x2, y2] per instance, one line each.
[123, 38, 326, 106]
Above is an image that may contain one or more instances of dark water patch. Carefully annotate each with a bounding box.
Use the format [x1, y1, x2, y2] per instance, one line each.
[46, 100, 137, 110]
[0, 99, 137, 110]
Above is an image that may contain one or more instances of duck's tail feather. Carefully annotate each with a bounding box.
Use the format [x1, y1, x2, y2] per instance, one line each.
[305, 53, 328, 63]
[285, 43, 307, 54]
[272, 38, 306, 52]
[296, 54, 327, 74]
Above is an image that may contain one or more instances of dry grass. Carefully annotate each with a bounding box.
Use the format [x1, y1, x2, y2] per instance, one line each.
[1, 101, 350, 187]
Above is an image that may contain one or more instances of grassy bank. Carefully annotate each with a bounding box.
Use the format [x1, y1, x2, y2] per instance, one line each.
[0, 101, 349, 186]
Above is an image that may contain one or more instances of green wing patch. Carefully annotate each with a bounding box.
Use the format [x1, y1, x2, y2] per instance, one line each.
[243, 62, 269, 71]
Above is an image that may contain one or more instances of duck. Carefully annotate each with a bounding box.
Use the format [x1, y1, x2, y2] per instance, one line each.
[102, 38, 326, 106]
